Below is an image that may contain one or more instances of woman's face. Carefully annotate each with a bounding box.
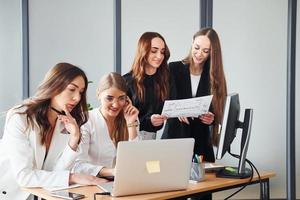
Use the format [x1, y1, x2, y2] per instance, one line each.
[51, 76, 85, 112]
[146, 37, 165, 73]
[192, 35, 211, 65]
[99, 87, 127, 118]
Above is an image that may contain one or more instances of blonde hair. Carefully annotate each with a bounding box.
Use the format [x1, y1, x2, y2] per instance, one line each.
[97, 72, 128, 145]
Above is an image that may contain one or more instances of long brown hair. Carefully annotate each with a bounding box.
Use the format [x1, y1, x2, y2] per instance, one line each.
[18, 63, 89, 145]
[130, 32, 170, 102]
[183, 28, 227, 146]
[97, 72, 128, 145]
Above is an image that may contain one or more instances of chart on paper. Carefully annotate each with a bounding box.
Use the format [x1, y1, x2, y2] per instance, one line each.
[161, 95, 213, 118]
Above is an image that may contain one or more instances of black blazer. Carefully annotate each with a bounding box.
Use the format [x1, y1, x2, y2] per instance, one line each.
[162, 61, 215, 162]
[123, 72, 164, 133]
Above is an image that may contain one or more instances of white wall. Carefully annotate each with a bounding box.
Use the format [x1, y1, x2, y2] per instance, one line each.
[213, 0, 300, 199]
[121, 0, 199, 74]
[0, 0, 22, 138]
[28, 0, 114, 109]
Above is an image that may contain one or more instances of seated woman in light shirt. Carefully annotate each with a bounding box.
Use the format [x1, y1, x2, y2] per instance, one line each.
[73, 72, 139, 177]
[0, 63, 107, 200]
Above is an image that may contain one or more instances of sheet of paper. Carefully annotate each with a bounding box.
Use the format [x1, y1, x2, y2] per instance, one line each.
[161, 95, 213, 118]
[43, 184, 83, 192]
[203, 162, 225, 170]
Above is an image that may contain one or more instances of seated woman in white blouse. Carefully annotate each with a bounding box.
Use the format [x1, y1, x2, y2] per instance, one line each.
[0, 63, 107, 200]
[73, 72, 139, 177]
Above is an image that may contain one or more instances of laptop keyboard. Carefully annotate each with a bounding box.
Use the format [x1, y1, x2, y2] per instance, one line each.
[97, 182, 114, 193]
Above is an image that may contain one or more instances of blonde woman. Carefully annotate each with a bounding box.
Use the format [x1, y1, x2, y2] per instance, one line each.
[73, 72, 139, 177]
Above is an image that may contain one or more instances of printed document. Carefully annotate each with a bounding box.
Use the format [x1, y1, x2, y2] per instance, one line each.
[43, 184, 82, 192]
[161, 95, 213, 118]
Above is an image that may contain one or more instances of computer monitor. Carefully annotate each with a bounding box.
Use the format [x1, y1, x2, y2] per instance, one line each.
[216, 93, 253, 178]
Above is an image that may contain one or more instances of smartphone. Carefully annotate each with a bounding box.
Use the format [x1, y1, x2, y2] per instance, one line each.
[50, 191, 85, 200]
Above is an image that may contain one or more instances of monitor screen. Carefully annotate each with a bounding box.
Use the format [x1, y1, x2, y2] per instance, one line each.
[216, 93, 240, 160]
[216, 93, 253, 178]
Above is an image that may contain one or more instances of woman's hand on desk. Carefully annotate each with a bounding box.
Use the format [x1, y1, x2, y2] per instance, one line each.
[69, 173, 108, 185]
[98, 167, 115, 177]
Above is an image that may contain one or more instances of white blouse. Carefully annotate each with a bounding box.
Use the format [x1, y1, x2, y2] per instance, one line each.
[73, 108, 139, 176]
[190, 74, 201, 97]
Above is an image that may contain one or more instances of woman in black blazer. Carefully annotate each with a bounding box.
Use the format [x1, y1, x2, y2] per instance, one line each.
[123, 32, 170, 139]
[162, 28, 227, 163]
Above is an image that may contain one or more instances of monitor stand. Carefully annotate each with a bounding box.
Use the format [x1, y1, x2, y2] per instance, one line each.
[216, 166, 252, 179]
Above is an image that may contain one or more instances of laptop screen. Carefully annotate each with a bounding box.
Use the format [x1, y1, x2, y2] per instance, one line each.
[100, 138, 194, 197]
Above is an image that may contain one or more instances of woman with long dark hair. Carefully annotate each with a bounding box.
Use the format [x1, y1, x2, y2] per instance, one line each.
[123, 32, 170, 139]
[0, 63, 106, 200]
[162, 28, 227, 162]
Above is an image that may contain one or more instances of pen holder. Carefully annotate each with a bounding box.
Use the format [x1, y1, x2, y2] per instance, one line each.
[190, 162, 205, 182]
[139, 130, 156, 140]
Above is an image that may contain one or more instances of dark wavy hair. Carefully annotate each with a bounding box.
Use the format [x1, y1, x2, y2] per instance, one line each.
[130, 32, 170, 102]
[18, 63, 89, 145]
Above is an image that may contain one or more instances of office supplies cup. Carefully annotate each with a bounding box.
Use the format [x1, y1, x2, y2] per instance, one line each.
[190, 162, 205, 182]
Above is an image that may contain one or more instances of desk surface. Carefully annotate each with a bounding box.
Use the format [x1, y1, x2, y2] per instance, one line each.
[23, 171, 275, 200]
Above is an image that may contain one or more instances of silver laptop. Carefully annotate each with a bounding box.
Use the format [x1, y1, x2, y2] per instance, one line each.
[97, 138, 194, 197]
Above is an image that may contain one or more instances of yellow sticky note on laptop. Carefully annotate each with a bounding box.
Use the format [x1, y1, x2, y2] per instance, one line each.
[146, 160, 160, 173]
